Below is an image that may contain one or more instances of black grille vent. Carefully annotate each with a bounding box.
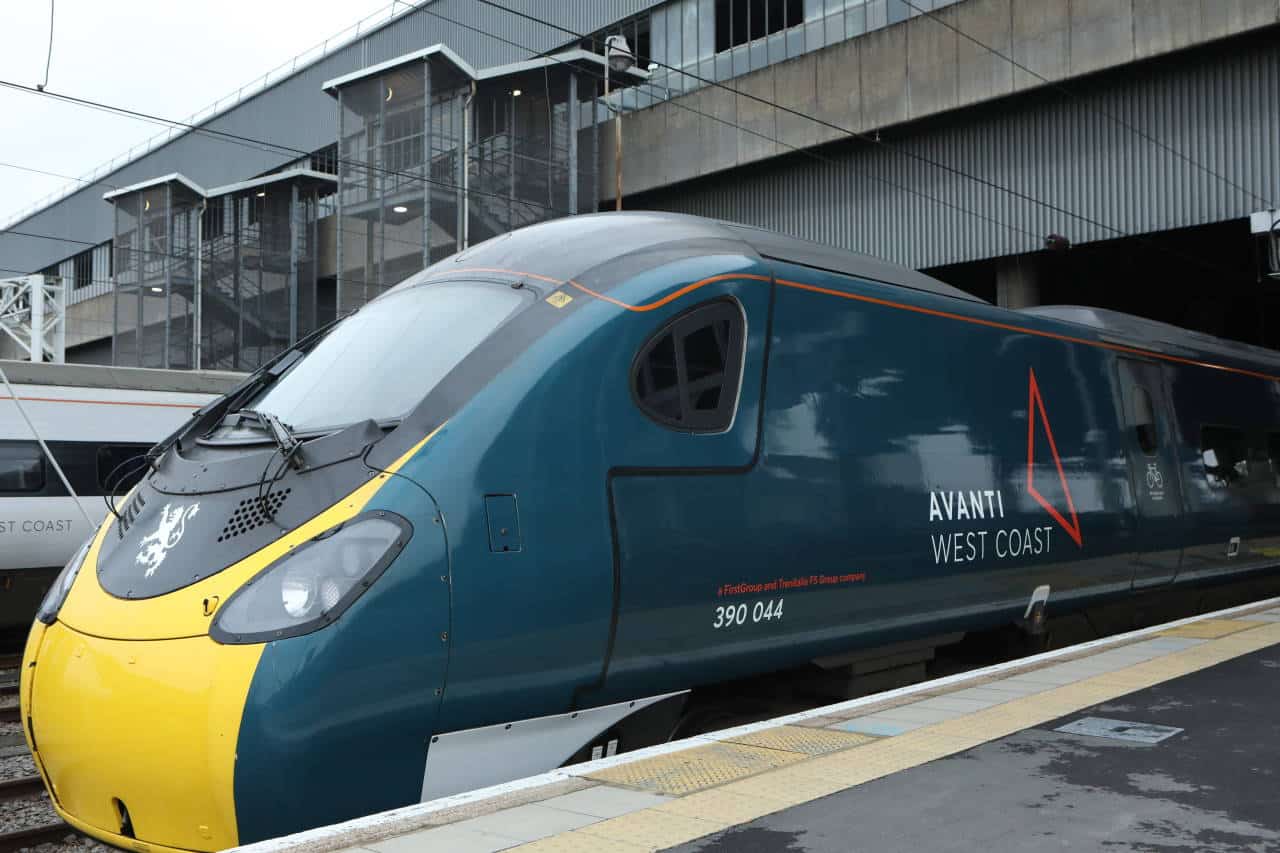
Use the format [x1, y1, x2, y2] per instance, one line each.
[116, 490, 147, 539]
[219, 489, 292, 542]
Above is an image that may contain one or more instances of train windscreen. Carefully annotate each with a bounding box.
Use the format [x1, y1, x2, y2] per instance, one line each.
[241, 281, 526, 434]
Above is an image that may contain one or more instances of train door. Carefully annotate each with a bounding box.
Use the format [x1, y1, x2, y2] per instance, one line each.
[601, 280, 772, 699]
[1117, 357, 1184, 588]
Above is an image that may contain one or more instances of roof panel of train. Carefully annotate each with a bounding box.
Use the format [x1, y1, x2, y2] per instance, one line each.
[399, 212, 984, 305]
[0, 360, 245, 393]
[1022, 305, 1280, 372]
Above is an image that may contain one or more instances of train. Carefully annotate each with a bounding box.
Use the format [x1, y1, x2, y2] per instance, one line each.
[20, 212, 1280, 851]
[0, 360, 241, 645]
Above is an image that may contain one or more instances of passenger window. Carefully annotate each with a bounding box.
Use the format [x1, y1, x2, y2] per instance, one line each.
[1130, 386, 1159, 455]
[0, 441, 45, 493]
[1201, 426, 1249, 488]
[1267, 433, 1280, 487]
[97, 444, 152, 494]
[632, 299, 745, 433]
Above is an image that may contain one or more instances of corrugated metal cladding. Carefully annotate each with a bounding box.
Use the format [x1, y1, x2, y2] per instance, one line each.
[1, 0, 663, 273]
[641, 34, 1280, 272]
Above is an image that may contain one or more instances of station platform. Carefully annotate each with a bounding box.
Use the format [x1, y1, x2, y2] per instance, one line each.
[233, 598, 1280, 853]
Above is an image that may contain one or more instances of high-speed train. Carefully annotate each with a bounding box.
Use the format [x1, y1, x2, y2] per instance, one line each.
[0, 361, 241, 644]
[21, 212, 1280, 850]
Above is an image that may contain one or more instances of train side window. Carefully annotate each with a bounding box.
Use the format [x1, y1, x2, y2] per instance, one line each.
[1201, 426, 1249, 488]
[631, 299, 746, 433]
[97, 444, 152, 494]
[1130, 386, 1159, 455]
[0, 441, 45, 493]
[1268, 433, 1280, 487]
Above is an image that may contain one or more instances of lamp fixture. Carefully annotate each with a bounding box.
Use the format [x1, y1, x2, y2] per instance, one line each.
[512, 88, 522, 97]
[392, 205, 408, 213]
[150, 286, 163, 293]
[256, 191, 267, 198]
[143, 199, 151, 211]
[605, 34, 635, 73]
[385, 86, 394, 101]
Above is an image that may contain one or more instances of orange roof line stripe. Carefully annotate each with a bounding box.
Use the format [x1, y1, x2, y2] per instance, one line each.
[775, 278, 1280, 383]
[568, 274, 773, 313]
[420, 264, 1280, 384]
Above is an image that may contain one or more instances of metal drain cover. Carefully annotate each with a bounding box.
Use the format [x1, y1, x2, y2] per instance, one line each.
[1055, 717, 1183, 744]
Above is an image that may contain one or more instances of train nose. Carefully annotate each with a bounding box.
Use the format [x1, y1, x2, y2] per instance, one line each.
[26, 620, 263, 852]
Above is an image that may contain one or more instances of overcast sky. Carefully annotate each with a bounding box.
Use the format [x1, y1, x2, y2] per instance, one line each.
[0, 0, 399, 225]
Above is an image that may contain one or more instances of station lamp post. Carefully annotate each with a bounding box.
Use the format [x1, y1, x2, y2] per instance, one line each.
[603, 34, 635, 211]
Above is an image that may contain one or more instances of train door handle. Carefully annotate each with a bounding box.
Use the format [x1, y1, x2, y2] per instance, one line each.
[1226, 536, 1241, 558]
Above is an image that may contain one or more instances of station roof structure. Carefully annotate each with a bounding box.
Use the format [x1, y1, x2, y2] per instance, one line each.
[102, 173, 207, 204]
[103, 169, 336, 204]
[321, 42, 650, 100]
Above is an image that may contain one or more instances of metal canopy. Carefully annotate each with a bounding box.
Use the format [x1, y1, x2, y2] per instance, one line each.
[476, 48, 650, 97]
[321, 44, 650, 100]
[103, 173, 206, 203]
[321, 43, 476, 96]
[205, 168, 337, 199]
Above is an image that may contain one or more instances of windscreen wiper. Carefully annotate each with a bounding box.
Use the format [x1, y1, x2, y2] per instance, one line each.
[236, 409, 304, 469]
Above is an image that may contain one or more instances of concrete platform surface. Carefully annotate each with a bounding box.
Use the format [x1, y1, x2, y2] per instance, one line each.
[674, 643, 1280, 852]
[229, 599, 1280, 853]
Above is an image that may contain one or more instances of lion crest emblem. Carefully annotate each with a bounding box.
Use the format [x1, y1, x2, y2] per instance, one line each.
[136, 502, 200, 578]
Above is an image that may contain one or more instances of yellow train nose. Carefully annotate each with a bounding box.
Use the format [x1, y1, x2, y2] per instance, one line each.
[27, 621, 263, 852]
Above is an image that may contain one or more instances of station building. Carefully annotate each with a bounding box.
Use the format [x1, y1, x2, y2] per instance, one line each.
[1, 0, 1278, 370]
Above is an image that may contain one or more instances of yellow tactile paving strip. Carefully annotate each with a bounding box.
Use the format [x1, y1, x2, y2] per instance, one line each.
[720, 724, 876, 755]
[585, 741, 808, 795]
[512, 618, 1280, 852]
[1160, 618, 1256, 639]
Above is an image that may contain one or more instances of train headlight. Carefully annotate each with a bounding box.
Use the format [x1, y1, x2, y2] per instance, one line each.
[210, 513, 411, 644]
[36, 539, 92, 625]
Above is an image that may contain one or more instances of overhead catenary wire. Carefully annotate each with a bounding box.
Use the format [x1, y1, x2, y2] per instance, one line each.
[0, 6, 1090, 266]
[0, 23, 1049, 263]
[0, 263, 391, 296]
[1, 1, 1252, 285]
[0, 78, 571, 222]
[470, 0, 1269, 250]
[37, 0, 55, 92]
[0, 362, 95, 528]
[0, 159, 119, 189]
[431, 0, 1249, 279]
[895, 0, 1275, 212]
[410, 1, 1042, 243]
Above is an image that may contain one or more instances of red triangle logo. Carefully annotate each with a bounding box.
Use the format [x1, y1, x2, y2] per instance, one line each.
[1026, 368, 1083, 548]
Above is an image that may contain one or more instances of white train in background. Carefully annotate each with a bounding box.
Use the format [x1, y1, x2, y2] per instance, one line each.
[0, 360, 242, 643]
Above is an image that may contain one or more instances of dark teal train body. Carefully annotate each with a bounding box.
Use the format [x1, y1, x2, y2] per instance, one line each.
[26, 213, 1280, 849]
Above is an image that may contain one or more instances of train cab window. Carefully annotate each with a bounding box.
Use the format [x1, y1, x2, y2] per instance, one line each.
[0, 441, 45, 493]
[631, 299, 745, 433]
[1130, 387, 1159, 455]
[1201, 426, 1249, 488]
[97, 444, 152, 494]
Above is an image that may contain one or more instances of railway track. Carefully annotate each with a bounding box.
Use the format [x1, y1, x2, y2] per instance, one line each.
[0, 657, 18, 722]
[0, 774, 70, 852]
[0, 822, 71, 853]
[0, 775, 43, 802]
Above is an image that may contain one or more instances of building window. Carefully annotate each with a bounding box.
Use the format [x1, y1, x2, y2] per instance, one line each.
[73, 249, 93, 290]
[1130, 386, 1158, 455]
[1201, 425, 1249, 488]
[715, 0, 803, 53]
[0, 441, 45, 493]
[631, 299, 746, 432]
[312, 143, 338, 175]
